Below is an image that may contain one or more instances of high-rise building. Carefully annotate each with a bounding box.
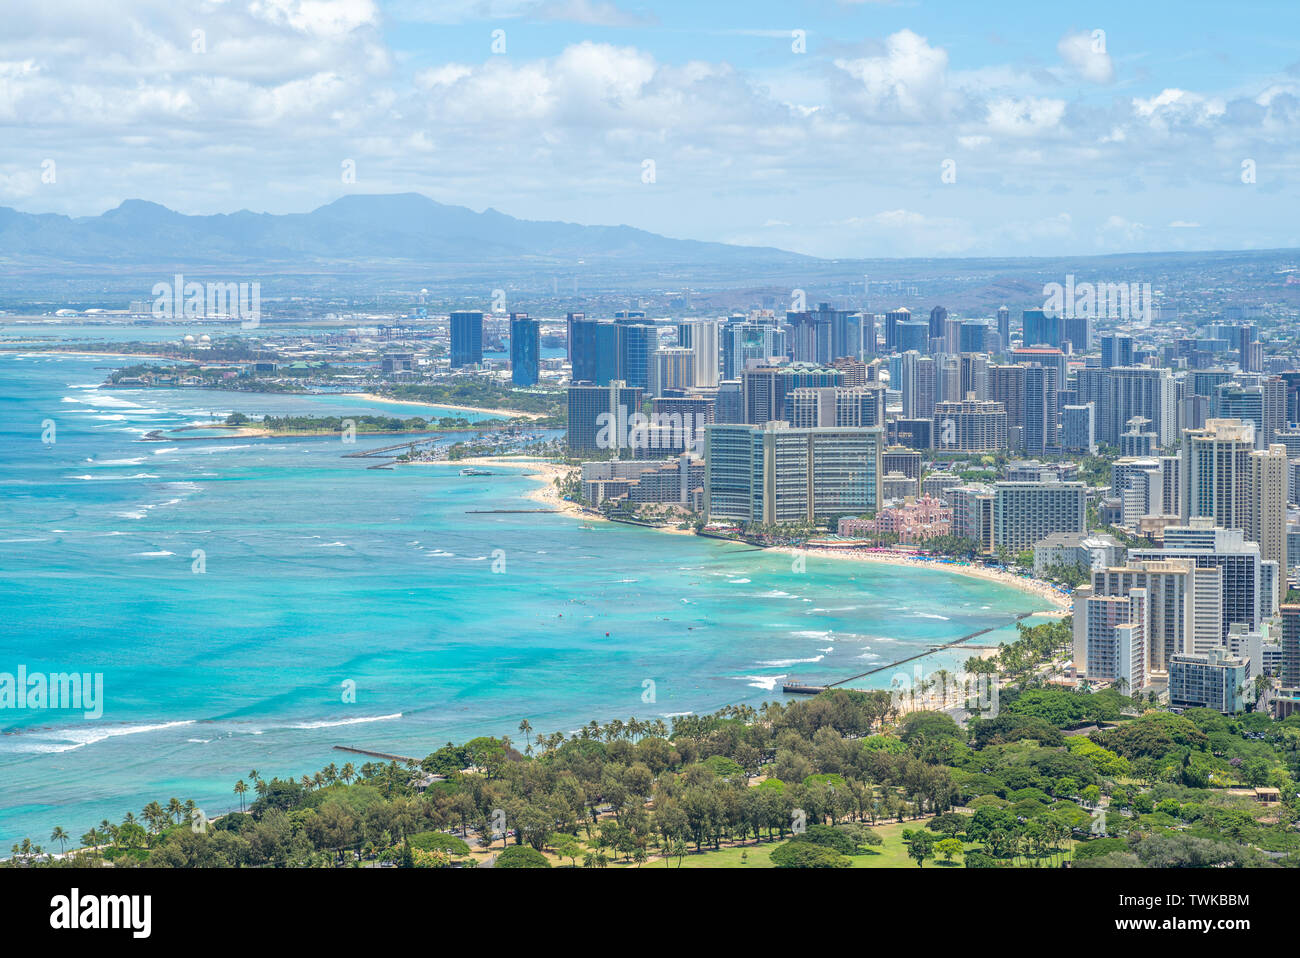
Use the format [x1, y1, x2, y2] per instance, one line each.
[1064, 315, 1091, 354]
[928, 306, 948, 341]
[649, 347, 694, 397]
[996, 307, 1010, 353]
[789, 385, 886, 429]
[932, 396, 1008, 452]
[1022, 309, 1063, 348]
[960, 353, 989, 400]
[1022, 364, 1059, 456]
[722, 322, 786, 380]
[1280, 600, 1300, 689]
[566, 381, 644, 454]
[989, 364, 1027, 439]
[949, 485, 994, 552]
[957, 321, 988, 354]
[570, 317, 607, 384]
[509, 313, 540, 386]
[1096, 366, 1177, 447]
[1211, 379, 1286, 450]
[703, 422, 883, 524]
[1080, 588, 1148, 691]
[682, 320, 720, 389]
[1130, 519, 1265, 643]
[884, 308, 911, 352]
[450, 311, 484, 368]
[896, 351, 937, 420]
[1181, 419, 1288, 595]
[787, 309, 832, 365]
[618, 323, 657, 390]
[1169, 650, 1249, 713]
[1061, 403, 1096, 453]
[564, 311, 585, 362]
[739, 363, 843, 425]
[1090, 559, 1202, 672]
[1101, 334, 1134, 369]
[991, 480, 1087, 550]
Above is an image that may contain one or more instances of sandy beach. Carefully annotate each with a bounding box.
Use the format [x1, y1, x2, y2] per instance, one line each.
[449, 456, 698, 534]
[773, 545, 1072, 612]
[448, 456, 1077, 606]
[340, 392, 545, 421]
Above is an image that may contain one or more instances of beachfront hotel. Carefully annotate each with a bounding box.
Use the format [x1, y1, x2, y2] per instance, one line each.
[991, 480, 1087, 551]
[703, 421, 883, 525]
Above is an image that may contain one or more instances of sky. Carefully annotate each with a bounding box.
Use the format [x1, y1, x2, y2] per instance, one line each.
[2, 0, 1299, 258]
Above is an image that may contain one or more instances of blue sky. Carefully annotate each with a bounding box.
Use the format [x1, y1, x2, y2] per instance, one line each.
[2, 0, 1298, 258]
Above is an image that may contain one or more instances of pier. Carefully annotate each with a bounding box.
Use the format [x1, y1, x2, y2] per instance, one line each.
[781, 611, 1035, 695]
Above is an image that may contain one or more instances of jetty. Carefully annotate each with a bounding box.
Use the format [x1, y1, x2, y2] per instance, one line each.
[342, 437, 442, 458]
[466, 509, 558, 514]
[332, 745, 419, 764]
[781, 611, 1035, 695]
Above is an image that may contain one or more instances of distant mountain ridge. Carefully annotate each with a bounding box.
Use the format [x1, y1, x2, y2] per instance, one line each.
[0, 194, 815, 268]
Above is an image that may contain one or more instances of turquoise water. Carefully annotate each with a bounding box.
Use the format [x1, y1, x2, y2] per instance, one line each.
[0, 349, 1045, 848]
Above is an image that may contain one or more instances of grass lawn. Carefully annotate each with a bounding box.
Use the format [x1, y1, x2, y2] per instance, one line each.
[624, 822, 979, 869]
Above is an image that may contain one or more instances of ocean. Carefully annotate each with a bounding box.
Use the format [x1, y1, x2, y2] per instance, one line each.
[0, 346, 1045, 849]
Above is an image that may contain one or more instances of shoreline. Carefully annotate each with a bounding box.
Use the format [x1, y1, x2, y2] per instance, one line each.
[444, 455, 1073, 608]
[0, 355, 549, 423]
[340, 392, 545, 421]
[772, 546, 1072, 613]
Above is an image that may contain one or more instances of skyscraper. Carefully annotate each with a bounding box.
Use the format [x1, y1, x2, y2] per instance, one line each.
[704, 421, 883, 524]
[929, 305, 948, 341]
[509, 313, 540, 386]
[884, 308, 911, 352]
[683, 319, 721, 388]
[566, 381, 644, 454]
[1130, 520, 1265, 643]
[996, 306, 1010, 353]
[1101, 334, 1134, 369]
[1022, 309, 1062, 348]
[618, 323, 656, 390]
[1178, 419, 1286, 590]
[991, 480, 1087, 550]
[1022, 364, 1059, 455]
[722, 322, 786, 380]
[450, 311, 484, 368]
[564, 311, 585, 362]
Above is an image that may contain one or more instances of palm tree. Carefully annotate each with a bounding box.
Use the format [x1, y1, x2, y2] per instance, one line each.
[49, 827, 68, 856]
[518, 719, 533, 753]
[341, 762, 356, 785]
[166, 798, 183, 824]
[234, 779, 249, 813]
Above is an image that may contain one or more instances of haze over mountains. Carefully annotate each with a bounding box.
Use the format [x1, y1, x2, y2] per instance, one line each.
[0, 193, 815, 269]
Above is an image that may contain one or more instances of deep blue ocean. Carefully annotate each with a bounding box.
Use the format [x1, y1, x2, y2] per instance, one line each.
[0, 333, 1044, 849]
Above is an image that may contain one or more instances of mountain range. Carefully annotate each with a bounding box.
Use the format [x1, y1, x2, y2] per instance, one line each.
[0, 193, 814, 269]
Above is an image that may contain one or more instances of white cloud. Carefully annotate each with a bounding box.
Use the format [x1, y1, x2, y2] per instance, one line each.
[1057, 29, 1115, 84]
[984, 96, 1066, 137]
[832, 30, 960, 121]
